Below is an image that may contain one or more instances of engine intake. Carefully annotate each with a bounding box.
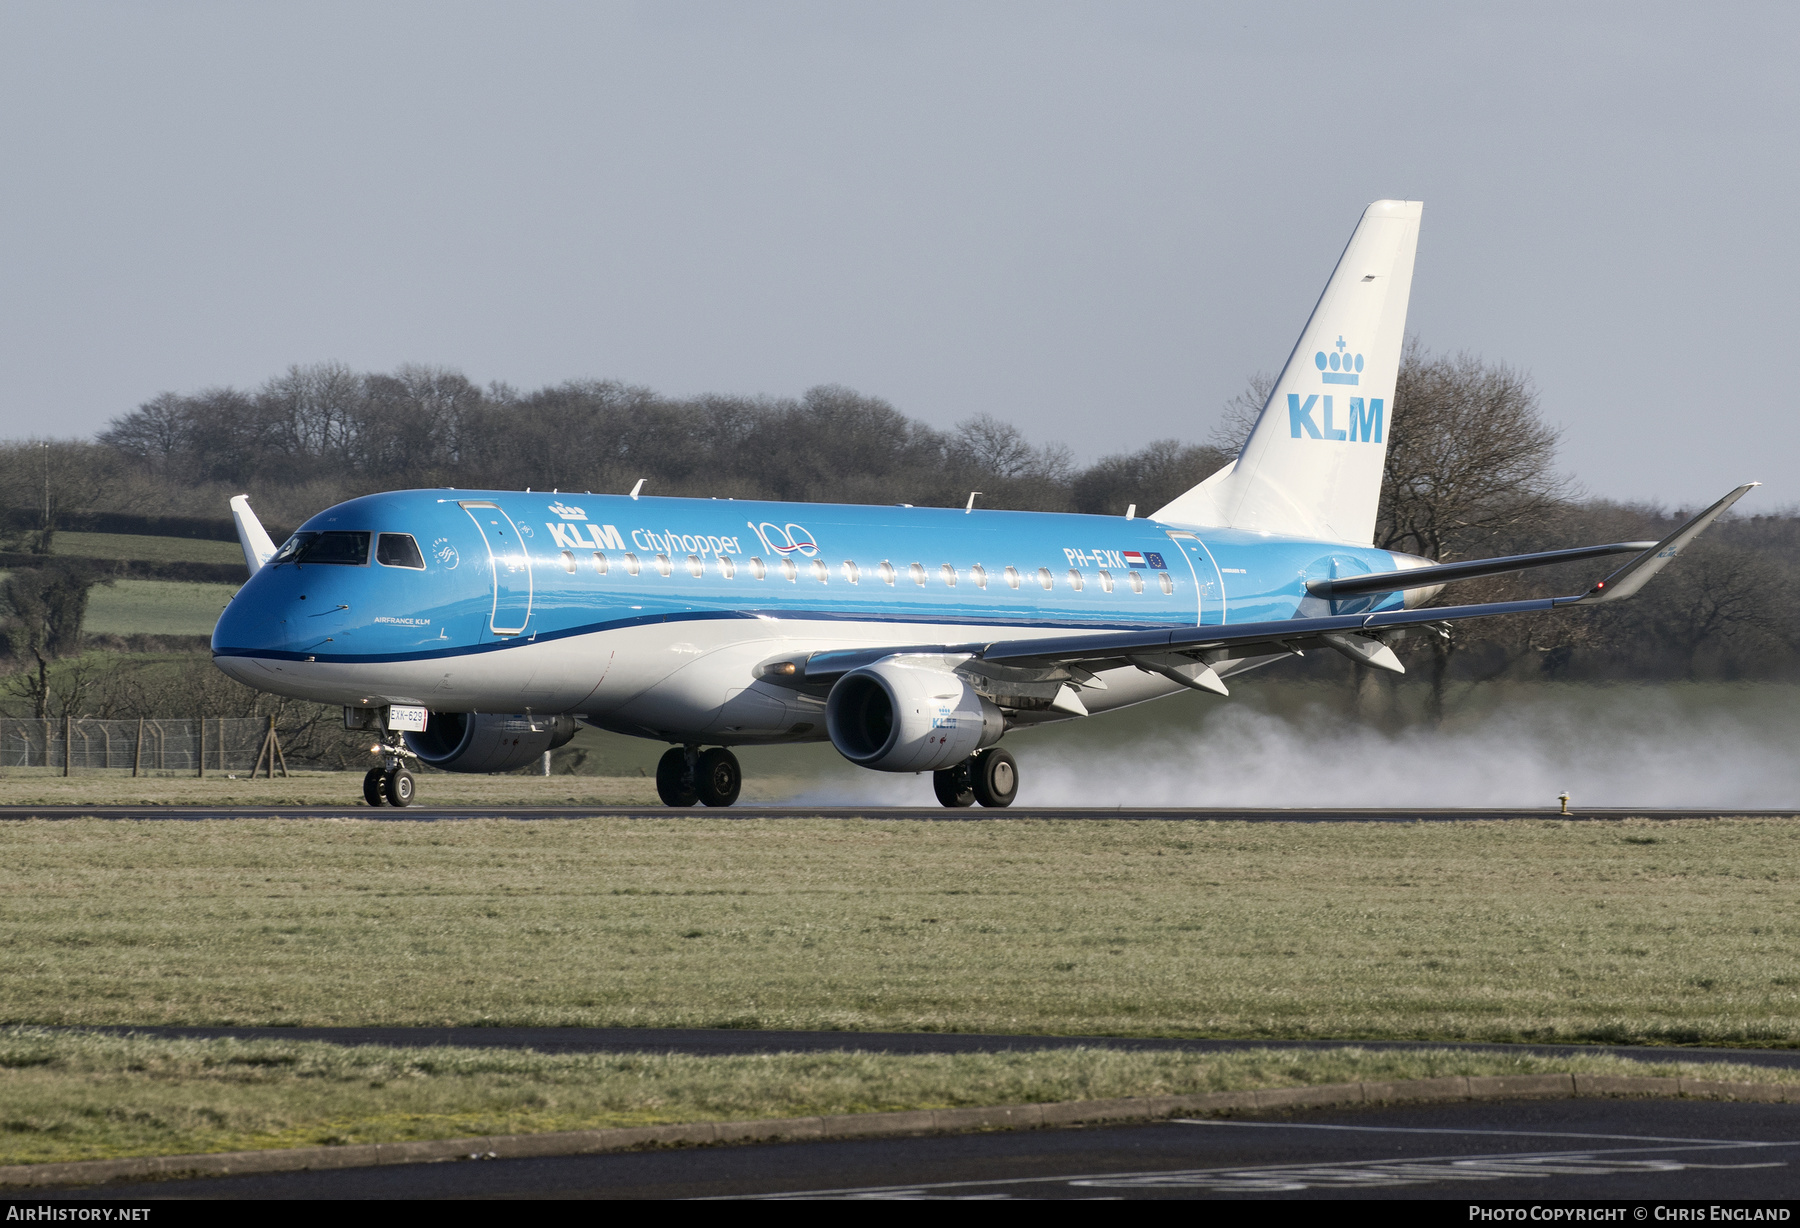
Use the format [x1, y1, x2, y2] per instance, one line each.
[403, 712, 578, 774]
[825, 657, 1002, 772]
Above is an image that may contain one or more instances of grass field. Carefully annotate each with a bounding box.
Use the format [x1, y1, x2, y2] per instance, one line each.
[51, 531, 244, 566]
[4, 1029, 1795, 1167]
[83, 580, 240, 636]
[3, 816, 1795, 1044]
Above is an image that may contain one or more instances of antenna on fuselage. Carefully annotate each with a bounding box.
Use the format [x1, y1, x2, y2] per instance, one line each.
[965, 491, 981, 513]
[630, 479, 645, 500]
[1126, 504, 1137, 520]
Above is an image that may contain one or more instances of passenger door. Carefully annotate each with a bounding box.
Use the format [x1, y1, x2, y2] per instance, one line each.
[1164, 530, 1227, 626]
[460, 501, 533, 636]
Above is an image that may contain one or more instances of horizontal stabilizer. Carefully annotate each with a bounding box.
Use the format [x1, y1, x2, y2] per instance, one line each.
[1306, 540, 1659, 599]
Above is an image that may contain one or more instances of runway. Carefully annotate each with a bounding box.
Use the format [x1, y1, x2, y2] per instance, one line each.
[45, 1097, 1800, 1200]
[4, 805, 1795, 822]
[69, 1024, 1800, 1070]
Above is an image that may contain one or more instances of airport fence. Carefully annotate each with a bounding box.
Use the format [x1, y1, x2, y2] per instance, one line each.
[0, 716, 312, 775]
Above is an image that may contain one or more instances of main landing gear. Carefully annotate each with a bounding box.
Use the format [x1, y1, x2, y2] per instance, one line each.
[934, 747, 1017, 809]
[657, 746, 742, 808]
[364, 730, 416, 808]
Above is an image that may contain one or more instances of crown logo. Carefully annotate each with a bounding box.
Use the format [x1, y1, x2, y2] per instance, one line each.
[1315, 336, 1362, 385]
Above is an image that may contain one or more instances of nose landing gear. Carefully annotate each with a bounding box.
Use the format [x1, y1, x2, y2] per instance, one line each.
[656, 746, 743, 807]
[365, 731, 417, 808]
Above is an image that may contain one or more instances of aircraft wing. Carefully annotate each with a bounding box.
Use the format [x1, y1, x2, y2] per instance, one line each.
[773, 483, 1757, 698]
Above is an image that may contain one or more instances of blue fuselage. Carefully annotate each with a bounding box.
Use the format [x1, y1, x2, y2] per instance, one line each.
[212, 489, 1410, 742]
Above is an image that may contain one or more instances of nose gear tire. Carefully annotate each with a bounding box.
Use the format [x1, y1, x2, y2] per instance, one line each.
[655, 747, 700, 807]
[696, 748, 742, 807]
[363, 768, 385, 807]
[971, 747, 1017, 808]
[382, 768, 414, 807]
[934, 761, 976, 808]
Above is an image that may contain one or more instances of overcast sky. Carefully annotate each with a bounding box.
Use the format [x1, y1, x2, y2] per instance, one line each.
[2, 2, 1793, 507]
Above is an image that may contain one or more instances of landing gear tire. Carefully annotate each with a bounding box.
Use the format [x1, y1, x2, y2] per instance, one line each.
[933, 760, 976, 808]
[382, 768, 414, 807]
[971, 747, 1017, 808]
[656, 747, 700, 807]
[363, 767, 385, 807]
[696, 748, 742, 808]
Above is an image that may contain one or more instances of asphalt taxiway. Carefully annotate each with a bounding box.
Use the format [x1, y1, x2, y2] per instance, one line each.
[69, 1025, 1800, 1071]
[4, 805, 1795, 822]
[45, 1097, 1800, 1200]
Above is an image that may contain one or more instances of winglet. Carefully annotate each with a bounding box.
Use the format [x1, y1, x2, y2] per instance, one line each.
[230, 494, 279, 576]
[1570, 483, 1759, 604]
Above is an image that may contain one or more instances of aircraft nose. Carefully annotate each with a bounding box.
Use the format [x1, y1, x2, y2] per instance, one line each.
[211, 581, 293, 657]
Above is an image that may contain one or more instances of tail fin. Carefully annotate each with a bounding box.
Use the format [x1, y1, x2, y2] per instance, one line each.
[1154, 199, 1423, 544]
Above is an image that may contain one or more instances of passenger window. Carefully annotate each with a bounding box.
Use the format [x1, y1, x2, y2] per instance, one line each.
[1098, 569, 1114, 593]
[376, 533, 425, 569]
[1004, 566, 1021, 590]
[842, 560, 860, 584]
[780, 558, 798, 582]
[1066, 569, 1084, 591]
[623, 551, 641, 576]
[940, 564, 957, 587]
[1158, 571, 1174, 594]
[811, 559, 829, 583]
[878, 561, 896, 585]
[687, 554, 704, 578]
[719, 555, 736, 580]
[560, 550, 577, 574]
[910, 562, 927, 586]
[592, 551, 609, 575]
[970, 563, 987, 589]
[656, 553, 673, 577]
[1036, 567, 1054, 591]
[749, 556, 767, 579]
[1129, 571, 1144, 594]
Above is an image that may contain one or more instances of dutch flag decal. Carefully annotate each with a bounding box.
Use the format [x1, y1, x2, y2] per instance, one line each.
[1123, 551, 1147, 569]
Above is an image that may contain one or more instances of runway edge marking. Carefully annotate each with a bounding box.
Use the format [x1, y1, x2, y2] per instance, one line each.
[3, 1073, 1796, 1190]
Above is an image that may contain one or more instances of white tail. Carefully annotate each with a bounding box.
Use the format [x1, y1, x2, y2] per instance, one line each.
[1154, 199, 1423, 545]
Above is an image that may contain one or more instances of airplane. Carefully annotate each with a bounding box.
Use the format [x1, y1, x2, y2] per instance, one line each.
[212, 200, 1755, 809]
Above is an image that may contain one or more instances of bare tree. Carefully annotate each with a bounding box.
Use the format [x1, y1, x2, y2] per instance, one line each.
[1071, 439, 1231, 516]
[1376, 344, 1569, 562]
[0, 561, 111, 717]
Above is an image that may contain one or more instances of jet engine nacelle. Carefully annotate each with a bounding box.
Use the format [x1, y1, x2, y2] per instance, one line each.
[825, 657, 1003, 773]
[403, 712, 579, 774]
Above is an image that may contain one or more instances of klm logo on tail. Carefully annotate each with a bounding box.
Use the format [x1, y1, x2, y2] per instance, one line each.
[1316, 336, 1362, 385]
[1289, 334, 1382, 442]
[1288, 394, 1383, 442]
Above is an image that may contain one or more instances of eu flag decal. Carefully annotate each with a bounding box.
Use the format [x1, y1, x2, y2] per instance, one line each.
[1144, 552, 1166, 569]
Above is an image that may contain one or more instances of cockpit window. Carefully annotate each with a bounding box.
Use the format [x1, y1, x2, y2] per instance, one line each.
[271, 531, 371, 567]
[376, 533, 425, 569]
